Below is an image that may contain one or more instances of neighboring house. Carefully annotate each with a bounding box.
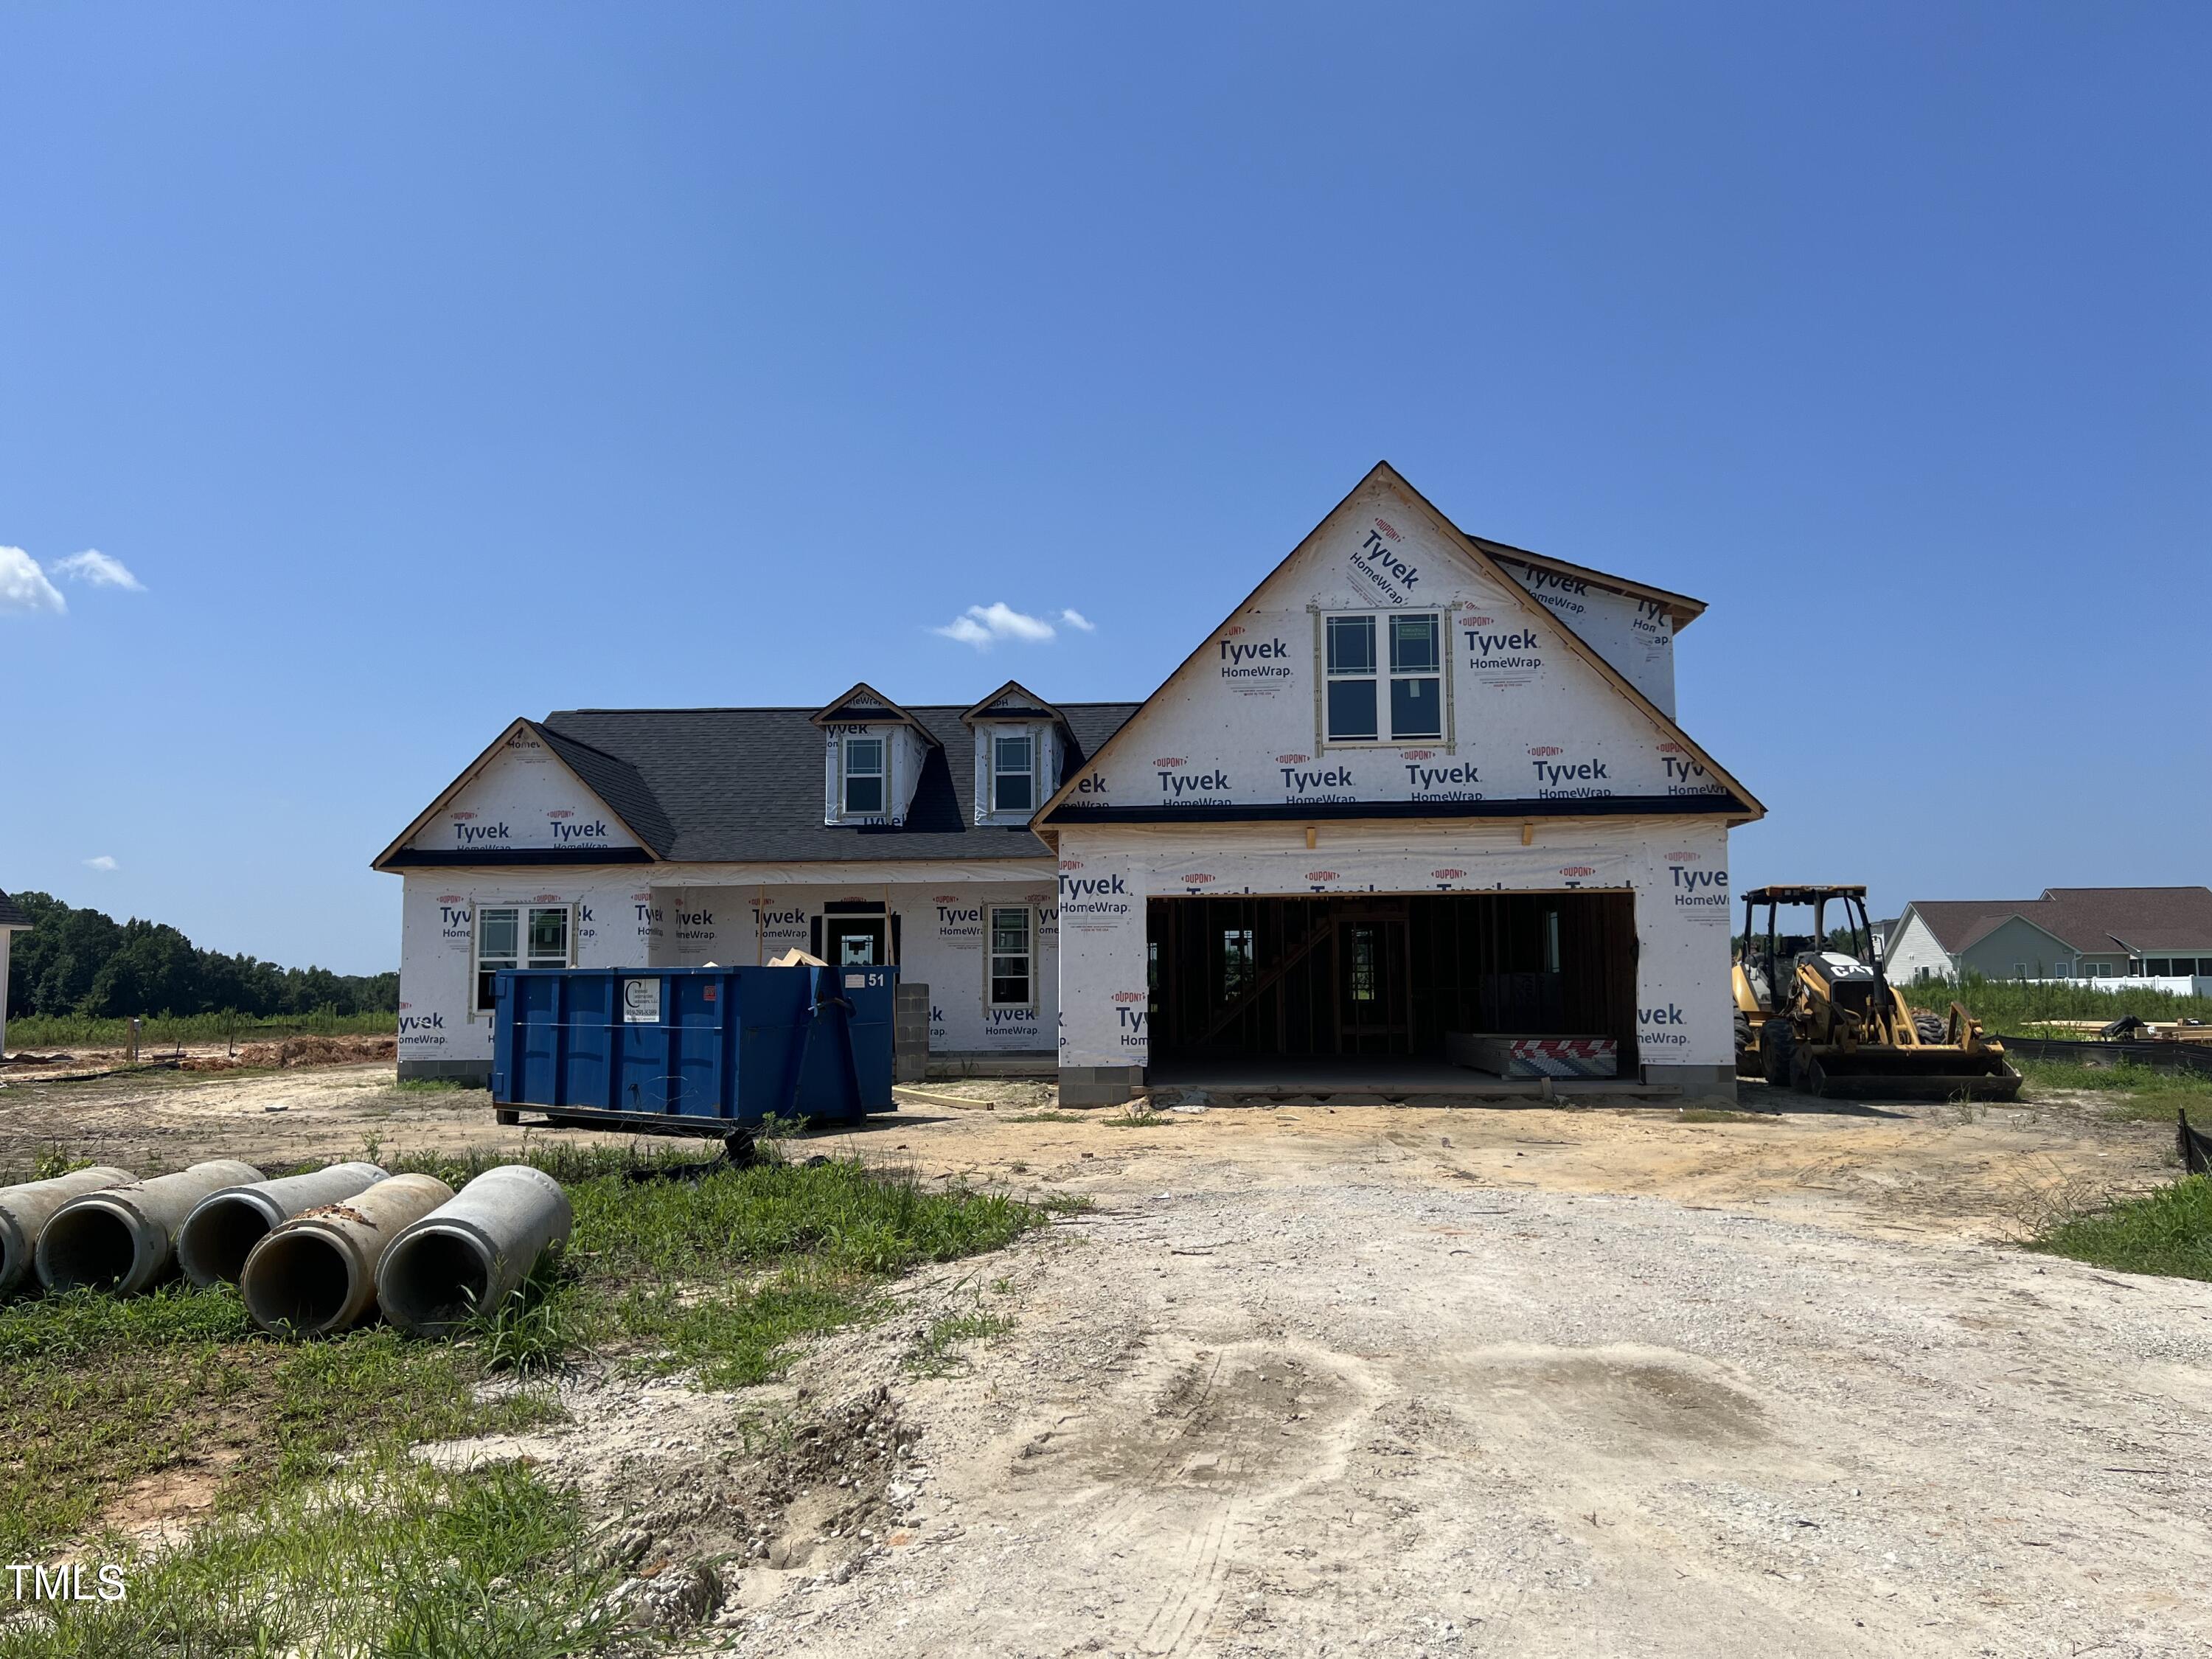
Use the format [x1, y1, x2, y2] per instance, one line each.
[0, 889, 32, 1058]
[375, 462, 1764, 1102]
[1885, 888, 2212, 989]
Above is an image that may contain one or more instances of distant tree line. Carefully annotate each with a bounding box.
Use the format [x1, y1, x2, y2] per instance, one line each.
[2, 891, 400, 1021]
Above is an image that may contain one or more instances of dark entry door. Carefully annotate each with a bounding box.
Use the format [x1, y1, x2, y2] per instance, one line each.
[824, 916, 888, 967]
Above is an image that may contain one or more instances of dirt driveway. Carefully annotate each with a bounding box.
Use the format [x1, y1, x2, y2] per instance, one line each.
[4, 1068, 2208, 1657]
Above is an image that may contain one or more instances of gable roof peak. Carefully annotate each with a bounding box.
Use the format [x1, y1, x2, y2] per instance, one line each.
[961, 679, 1067, 726]
[810, 683, 941, 743]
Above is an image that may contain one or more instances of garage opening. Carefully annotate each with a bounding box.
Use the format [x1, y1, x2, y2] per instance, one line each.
[1145, 892, 1638, 1075]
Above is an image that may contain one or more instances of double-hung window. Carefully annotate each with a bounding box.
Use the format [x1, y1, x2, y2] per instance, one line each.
[992, 733, 1034, 813]
[1324, 612, 1443, 742]
[476, 904, 569, 1012]
[987, 905, 1034, 1007]
[842, 737, 885, 816]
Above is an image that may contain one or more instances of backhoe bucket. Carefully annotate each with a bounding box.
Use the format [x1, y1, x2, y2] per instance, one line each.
[1798, 1046, 2023, 1102]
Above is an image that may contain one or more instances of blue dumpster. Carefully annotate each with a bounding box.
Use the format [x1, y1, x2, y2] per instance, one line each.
[490, 964, 898, 1135]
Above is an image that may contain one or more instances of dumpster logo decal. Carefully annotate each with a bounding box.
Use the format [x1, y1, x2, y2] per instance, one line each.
[622, 978, 661, 1023]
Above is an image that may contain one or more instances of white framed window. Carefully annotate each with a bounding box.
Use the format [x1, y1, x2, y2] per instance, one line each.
[476, 904, 570, 1012]
[2052, 959, 2071, 979]
[987, 905, 1034, 1007]
[842, 737, 885, 816]
[992, 732, 1034, 813]
[1323, 611, 1443, 743]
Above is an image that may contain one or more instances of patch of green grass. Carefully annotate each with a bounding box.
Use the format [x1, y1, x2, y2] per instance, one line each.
[1007, 1110, 1088, 1124]
[1099, 1107, 1175, 1130]
[2027, 1175, 2212, 1282]
[394, 1076, 470, 1094]
[0, 1136, 1043, 1646]
[1676, 1107, 1775, 1124]
[0, 1286, 550, 1562]
[378, 1141, 1048, 1389]
[3, 1009, 396, 1050]
[2015, 1057, 2212, 1120]
[1904, 974, 2212, 1033]
[0, 1458, 614, 1659]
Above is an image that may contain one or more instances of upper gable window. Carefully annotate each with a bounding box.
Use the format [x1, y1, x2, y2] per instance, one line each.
[992, 734, 1034, 813]
[842, 737, 885, 815]
[1324, 612, 1443, 742]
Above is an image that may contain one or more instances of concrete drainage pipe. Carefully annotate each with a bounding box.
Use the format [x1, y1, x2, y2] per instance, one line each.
[376, 1166, 572, 1337]
[0, 1167, 139, 1296]
[36, 1161, 264, 1295]
[176, 1161, 389, 1289]
[239, 1173, 456, 1336]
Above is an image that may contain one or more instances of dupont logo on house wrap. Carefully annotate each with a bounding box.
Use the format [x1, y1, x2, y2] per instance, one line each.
[1639, 1001, 1691, 1047]
[1350, 528, 1419, 602]
[1113, 992, 1149, 1048]
[1180, 872, 1216, 886]
[1557, 866, 1596, 887]
[1276, 754, 1309, 765]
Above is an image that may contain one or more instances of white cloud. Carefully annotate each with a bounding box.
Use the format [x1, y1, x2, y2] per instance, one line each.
[1059, 608, 1096, 632]
[931, 602, 1060, 649]
[55, 549, 145, 591]
[0, 546, 66, 616]
[83, 855, 118, 872]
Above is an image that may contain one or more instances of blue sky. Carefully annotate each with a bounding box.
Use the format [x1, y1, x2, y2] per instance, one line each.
[3, 4, 2205, 973]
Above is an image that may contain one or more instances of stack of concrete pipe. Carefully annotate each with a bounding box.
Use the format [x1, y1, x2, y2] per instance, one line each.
[237, 1163, 571, 1338]
[2, 1159, 574, 1343]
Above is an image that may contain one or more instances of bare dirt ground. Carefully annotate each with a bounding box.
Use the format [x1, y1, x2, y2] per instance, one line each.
[4, 1065, 2208, 1657]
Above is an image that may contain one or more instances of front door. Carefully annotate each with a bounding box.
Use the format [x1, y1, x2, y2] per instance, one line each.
[824, 916, 888, 967]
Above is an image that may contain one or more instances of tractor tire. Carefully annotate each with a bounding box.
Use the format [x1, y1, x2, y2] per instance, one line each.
[1761, 1021, 1796, 1088]
[1913, 1012, 1946, 1043]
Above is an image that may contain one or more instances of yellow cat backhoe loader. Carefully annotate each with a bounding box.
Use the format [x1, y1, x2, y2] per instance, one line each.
[1732, 884, 2021, 1100]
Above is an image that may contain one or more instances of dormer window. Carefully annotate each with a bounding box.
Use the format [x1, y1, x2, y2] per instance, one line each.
[842, 737, 885, 815]
[992, 734, 1034, 813]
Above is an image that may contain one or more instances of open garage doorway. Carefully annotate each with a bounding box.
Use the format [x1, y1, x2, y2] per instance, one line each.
[1144, 891, 1638, 1088]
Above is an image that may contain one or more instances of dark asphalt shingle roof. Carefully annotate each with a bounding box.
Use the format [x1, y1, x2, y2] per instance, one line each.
[1907, 888, 2212, 956]
[0, 891, 30, 930]
[538, 703, 1140, 862]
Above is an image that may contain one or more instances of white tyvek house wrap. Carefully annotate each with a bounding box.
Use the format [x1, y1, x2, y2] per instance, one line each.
[1052, 820, 1736, 1071]
[406, 731, 642, 855]
[1048, 479, 1731, 815]
[1494, 557, 1677, 718]
[399, 870, 1061, 1066]
[397, 872, 653, 1066]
